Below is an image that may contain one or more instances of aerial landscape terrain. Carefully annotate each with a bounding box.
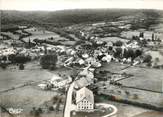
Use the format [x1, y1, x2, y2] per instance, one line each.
[0, 8, 163, 117]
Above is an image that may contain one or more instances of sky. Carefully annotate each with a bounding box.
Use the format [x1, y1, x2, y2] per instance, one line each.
[1, 0, 163, 11]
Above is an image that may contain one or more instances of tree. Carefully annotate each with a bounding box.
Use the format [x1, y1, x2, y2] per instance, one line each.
[19, 64, 24, 70]
[133, 94, 138, 99]
[125, 91, 130, 96]
[114, 41, 123, 46]
[2, 56, 7, 61]
[28, 38, 31, 47]
[155, 57, 159, 63]
[152, 33, 155, 40]
[9, 55, 31, 64]
[123, 48, 135, 60]
[135, 49, 142, 57]
[114, 47, 122, 58]
[143, 55, 152, 63]
[40, 54, 58, 69]
[132, 36, 139, 40]
[147, 61, 152, 67]
[127, 48, 135, 60]
[0, 63, 7, 69]
[139, 32, 144, 38]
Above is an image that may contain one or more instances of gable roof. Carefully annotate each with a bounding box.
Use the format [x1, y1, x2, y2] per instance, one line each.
[76, 87, 94, 104]
[75, 77, 93, 88]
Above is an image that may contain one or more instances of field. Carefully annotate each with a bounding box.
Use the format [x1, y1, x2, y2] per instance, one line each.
[22, 28, 67, 43]
[0, 61, 70, 113]
[133, 111, 163, 117]
[121, 30, 163, 41]
[0, 61, 53, 91]
[100, 37, 129, 43]
[114, 66, 163, 107]
[71, 109, 113, 117]
[118, 67, 163, 92]
[1, 32, 19, 40]
[145, 50, 163, 65]
[97, 97, 162, 117]
[0, 85, 58, 111]
[97, 63, 163, 107]
[97, 62, 129, 73]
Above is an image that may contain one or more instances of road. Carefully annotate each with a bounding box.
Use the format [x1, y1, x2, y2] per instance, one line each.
[64, 82, 76, 117]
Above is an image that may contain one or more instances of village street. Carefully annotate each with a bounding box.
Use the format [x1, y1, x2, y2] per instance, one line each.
[64, 82, 76, 117]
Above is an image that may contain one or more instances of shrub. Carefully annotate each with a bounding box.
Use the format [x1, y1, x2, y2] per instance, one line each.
[114, 40, 123, 46]
[30, 107, 42, 117]
[0, 63, 7, 69]
[143, 55, 152, 63]
[40, 54, 58, 69]
[125, 91, 130, 96]
[19, 64, 24, 70]
[135, 49, 142, 57]
[8, 55, 31, 64]
[114, 47, 122, 58]
[133, 94, 138, 99]
[37, 108, 43, 114]
[49, 106, 54, 111]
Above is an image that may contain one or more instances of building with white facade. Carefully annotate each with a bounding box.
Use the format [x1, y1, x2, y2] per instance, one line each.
[50, 75, 72, 88]
[76, 87, 94, 111]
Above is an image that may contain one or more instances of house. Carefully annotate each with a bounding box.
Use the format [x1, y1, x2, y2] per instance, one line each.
[76, 87, 94, 111]
[38, 83, 48, 90]
[18, 25, 27, 29]
[75, 77, 94, 89]
[50, 75, 66, 88]
[50, 75, 72, 88]
[75, 66, 94, 89]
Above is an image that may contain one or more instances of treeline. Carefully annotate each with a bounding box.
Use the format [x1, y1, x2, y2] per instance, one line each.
[1, 9, 162, 28]
[33, 39, 61, 45]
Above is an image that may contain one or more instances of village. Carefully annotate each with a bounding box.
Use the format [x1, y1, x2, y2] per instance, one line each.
[0, 17, 163, 117]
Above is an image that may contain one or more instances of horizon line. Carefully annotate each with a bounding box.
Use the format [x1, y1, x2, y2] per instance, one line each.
[1, 7, 163, 12]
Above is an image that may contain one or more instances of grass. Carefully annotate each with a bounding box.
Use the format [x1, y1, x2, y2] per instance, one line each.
[0, 63, 54, 91]
[133, 111, 163, 117]
[22, 33, 65, 43]
[22, 27, 76, 46]
[0, 85, 58, 111]
[0, 61, 65, 112]
[97, 62, 129, 73]
[100, 37, 128, 43]
[97, 63, 163, 107]
[71, 107, 114, 117]
[1, 32, 19, 40]
[99, 100, 150, 117]
[118, 67, 163, 92]
[145, 50, 163, 65]
[106, 66, 163, 107]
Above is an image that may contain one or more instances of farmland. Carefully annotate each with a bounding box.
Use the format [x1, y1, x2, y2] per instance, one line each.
[100, 37, 129, 43]
[96, 62, 163, 108]
[0, 86, 58, 111]
[0, 9, 163, 117]
[23, 28, 68, 43]
[145, 50, 163, 65]
[0, 61, 70, 115]
[118, 66, 163, 92]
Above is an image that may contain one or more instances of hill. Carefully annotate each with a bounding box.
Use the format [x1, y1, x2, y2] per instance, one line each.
[1, 9, 163, 29]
